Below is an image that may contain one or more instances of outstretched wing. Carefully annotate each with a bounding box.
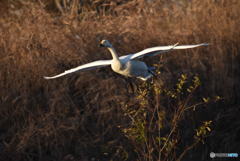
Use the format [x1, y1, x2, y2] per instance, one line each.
[120, 43, 208, 61]
[44, 60, 112, 79]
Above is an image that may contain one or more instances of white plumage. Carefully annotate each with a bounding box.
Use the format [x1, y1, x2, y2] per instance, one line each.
[44, 40, 208, 80]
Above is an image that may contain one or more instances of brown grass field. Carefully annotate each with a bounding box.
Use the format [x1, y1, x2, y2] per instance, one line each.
[0, 0, 240, 161]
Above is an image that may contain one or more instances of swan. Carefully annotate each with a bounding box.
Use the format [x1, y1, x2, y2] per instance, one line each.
[44, 40, 208, 80]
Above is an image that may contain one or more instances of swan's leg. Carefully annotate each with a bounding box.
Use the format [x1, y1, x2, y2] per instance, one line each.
[148, 66, 156, 71]
[147, 66, 163, 85]
[148, 67, 157, 79]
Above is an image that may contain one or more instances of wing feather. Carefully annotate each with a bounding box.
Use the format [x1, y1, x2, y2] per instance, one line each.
[119, 43, 208, 61]
[44, 60, 112, 79]
[44, 43, 208, 80]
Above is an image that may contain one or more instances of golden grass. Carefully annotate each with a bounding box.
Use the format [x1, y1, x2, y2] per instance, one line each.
[0, 0, 239, 161]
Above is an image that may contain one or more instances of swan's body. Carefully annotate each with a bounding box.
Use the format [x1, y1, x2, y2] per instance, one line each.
[105, 42, 156, 80]
[112, 59, 152, 80]
[44, 40, 208, 80]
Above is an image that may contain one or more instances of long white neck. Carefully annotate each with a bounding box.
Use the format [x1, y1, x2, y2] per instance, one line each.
[107, 47, 119, 61]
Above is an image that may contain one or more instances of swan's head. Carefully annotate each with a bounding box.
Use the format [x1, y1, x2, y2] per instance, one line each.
[100, 40, 112, 48]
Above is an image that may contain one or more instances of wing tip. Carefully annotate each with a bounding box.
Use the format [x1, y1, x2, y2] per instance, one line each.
[44, 76, 53, 80]
[202, 43, 210, 46]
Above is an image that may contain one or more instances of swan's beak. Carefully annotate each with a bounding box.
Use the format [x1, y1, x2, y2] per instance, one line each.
[99, 43, 105, 47]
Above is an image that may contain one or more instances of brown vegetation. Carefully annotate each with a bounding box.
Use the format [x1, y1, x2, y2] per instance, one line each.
[0, 0, 239, 161]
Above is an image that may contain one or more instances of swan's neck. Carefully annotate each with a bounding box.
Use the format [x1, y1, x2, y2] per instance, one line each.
[107, 47, 119, 61]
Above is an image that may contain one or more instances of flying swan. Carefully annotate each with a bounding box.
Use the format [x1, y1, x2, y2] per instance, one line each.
[44, 40, 208, 81]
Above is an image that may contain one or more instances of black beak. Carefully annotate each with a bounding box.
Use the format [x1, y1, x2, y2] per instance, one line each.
[99, 44, 105, 47]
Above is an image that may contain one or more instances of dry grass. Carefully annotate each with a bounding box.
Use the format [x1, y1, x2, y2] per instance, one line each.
[0, 0, 239, 161]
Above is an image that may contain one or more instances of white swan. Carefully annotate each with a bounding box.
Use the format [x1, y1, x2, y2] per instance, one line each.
[44, 40, 208, 80]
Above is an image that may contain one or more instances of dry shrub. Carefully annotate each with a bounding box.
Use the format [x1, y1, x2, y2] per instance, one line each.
[0, 0, 239, 161]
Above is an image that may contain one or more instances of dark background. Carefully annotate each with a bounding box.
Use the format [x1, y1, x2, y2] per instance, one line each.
[0, 0, 239, 161]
